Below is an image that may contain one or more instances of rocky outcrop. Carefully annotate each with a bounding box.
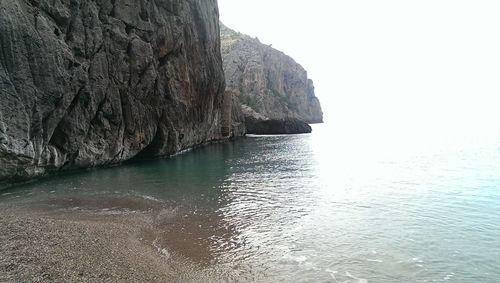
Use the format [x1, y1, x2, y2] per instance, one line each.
[220, 23, 323, 134]
[241, 104, 313, 135]
[245, 117, 312, 135]
[241, 105, 311, 134]
[0, 0, 225, 183]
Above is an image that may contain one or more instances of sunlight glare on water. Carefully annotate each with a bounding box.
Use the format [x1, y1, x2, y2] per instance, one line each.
[2, 124, 500, 282]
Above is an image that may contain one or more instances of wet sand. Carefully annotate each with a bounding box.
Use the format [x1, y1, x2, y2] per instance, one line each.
[0, 195, 211, 282]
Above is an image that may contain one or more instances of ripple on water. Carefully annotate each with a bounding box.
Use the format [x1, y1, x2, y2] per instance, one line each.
[1, 126, 500, 281]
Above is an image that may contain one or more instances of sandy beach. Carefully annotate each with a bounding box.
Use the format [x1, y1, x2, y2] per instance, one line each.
[0, 194, 208, 282]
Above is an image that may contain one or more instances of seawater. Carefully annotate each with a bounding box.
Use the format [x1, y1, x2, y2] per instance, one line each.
[2, 124, 500, 282]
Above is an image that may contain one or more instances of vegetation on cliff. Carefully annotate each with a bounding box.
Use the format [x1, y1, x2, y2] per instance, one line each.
[220, 23, 323, 132]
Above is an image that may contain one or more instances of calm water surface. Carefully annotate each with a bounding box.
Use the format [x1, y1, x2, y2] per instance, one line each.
[2, 124, 500, 282]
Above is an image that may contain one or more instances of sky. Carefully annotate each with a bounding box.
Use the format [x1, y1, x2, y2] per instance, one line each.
[218, 0, 500, 143]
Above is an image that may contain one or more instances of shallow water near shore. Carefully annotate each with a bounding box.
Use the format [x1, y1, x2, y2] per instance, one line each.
[1, 124, 500, 282]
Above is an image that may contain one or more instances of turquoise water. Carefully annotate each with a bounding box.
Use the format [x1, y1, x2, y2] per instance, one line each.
[2, 124, 500, 282]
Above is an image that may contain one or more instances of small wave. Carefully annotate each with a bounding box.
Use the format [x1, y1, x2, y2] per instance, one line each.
[346, 271, 368, 283]
[280, 253, 308, 264]
[411, 257, 424, 263]
[171, 147, 194, 156]
[152, 238, 171, 259]
[139, 194, 161, 202]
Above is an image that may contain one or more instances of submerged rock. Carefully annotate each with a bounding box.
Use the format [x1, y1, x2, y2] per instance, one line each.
[0, 0, 226, 183]
[220, 23, 323, 135]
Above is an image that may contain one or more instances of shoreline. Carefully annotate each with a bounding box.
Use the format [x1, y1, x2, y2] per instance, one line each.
[0, 136, 244, 193]
[0, 194, 215, 282]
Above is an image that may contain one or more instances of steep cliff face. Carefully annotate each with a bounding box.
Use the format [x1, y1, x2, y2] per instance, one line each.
[220, 24, 323, 127]
[0, 0, 225, 183]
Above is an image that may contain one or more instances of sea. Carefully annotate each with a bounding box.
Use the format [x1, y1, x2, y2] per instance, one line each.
[1, 124, 500, 282]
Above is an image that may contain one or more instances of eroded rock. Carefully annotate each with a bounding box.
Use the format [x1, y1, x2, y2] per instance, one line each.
[0, 0, 225, 183]
[220, 23, 323, 135]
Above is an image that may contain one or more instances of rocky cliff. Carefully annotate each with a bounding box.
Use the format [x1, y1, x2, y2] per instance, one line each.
[0, 0, 226, 183]
[220, 23, 323, 133]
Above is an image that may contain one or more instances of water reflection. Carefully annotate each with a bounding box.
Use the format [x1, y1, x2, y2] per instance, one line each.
[0, 142, 244, 266]
[0, 133, 319, 277]
[2, 125, 500, 282]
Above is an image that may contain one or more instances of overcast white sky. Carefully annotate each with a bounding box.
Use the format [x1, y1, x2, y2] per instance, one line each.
[218, 0, 500, 141]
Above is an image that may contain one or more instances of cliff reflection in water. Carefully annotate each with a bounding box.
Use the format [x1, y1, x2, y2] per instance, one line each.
[3, 124, 500, 282]
[1, 142, 243, 266]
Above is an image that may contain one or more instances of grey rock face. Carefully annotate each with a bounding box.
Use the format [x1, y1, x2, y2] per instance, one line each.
[240, 105, 311, 135]
[245, 117, 312, 135]
[0, 0, 225, 183]
[220, 23, 323, 127]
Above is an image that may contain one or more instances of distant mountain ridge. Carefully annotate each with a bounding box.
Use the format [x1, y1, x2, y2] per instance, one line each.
[220, 23, 323, 134]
